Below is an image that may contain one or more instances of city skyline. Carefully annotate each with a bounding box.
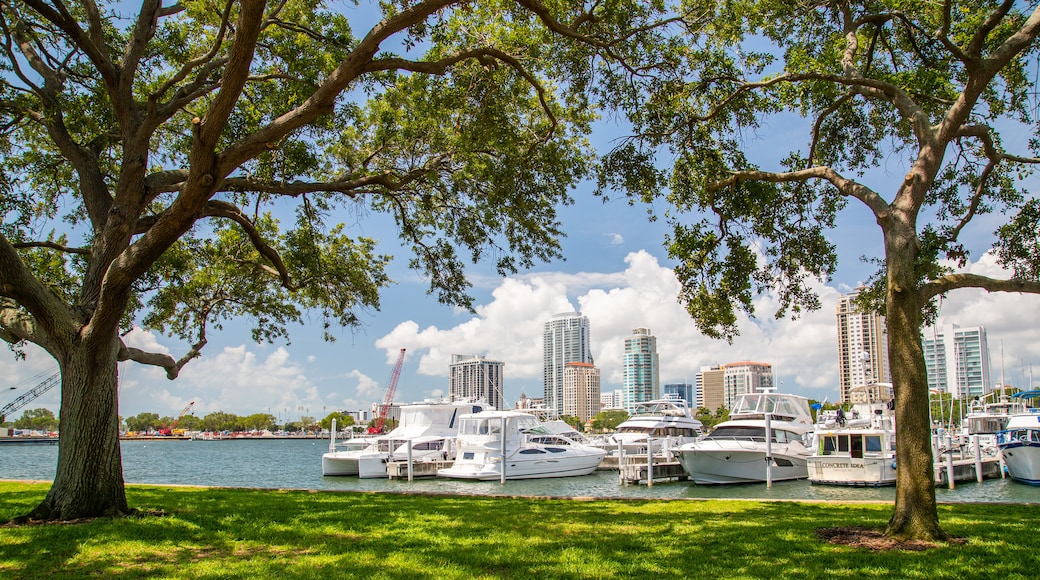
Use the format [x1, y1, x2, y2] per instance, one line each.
[3, 143, 1038, 420]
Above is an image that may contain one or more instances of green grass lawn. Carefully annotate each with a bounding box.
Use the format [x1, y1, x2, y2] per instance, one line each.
[1, 481, 1036, 579]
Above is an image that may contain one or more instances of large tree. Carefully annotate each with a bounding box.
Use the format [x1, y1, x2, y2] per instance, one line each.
[0, 0, 664, 520]
[601, 1, 1040, 540]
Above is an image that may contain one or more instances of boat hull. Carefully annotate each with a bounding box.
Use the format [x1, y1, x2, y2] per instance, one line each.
[807, 456, 896, 487]
[677, 440, 808, 485]
[321, 452, 360, 476]
[438, 451, 604, 480]
[1000, 442, 1040, 485]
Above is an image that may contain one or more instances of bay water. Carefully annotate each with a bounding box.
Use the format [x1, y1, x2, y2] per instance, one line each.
[2, 438, 1037, 503]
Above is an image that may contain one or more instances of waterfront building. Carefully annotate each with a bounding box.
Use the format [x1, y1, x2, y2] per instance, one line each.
[700, 366, 726, 412]
[922, 323, 992, 400]
[342, 409, 371, 424]
[836, 288, 891, 403]
[622, 328, 660, 412]
[449, 354, 505, 410]
[543, 312, 593, 415]
[563, 362, 601, 423]
[723, 361, 774, 410]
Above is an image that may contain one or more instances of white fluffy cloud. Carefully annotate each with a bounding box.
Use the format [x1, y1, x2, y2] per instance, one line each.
[374, 250, 1040, 403]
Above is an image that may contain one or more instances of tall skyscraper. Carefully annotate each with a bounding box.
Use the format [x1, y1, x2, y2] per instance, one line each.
[836, 288, 890, 403]
[449, 354, 505, 410]
[922, 323, 992, 399]
[622, 327, 659, 412]
[723, 361, 773, 409]
[543, 312, 592, 415]
[563, 362, 601, 424]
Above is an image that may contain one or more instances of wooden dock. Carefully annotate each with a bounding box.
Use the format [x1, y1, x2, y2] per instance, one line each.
[618, 461, 689, 485]
[933, 455, 1004, 487]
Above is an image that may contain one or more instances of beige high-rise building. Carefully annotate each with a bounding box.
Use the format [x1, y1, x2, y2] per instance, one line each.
[723, 361, 774, 409]
[836, 288, 890, 403]
[700, 366, 726, 412]
[563, 362, 601, 423]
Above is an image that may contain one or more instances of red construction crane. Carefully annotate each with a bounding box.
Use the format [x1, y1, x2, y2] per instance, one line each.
[158, 401, 195, 436]
[368, 348, 406, 434]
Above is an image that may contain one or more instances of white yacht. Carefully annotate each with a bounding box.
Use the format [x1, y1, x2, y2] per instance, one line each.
[676, 391, 814, 484]
[321, 399, 491, 477]
[997, 392, 1040, 485]
[437, 410, 606, 480]
[960, 393, 1029, 453]
[593, 397, 703, 458]
[806, 399, 897, 486]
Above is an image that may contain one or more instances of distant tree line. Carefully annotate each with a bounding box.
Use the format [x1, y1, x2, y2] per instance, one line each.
[1, 408, 59, 431]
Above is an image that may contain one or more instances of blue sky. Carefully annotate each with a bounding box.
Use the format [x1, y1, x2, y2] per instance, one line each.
[3, 5, 1039, 423]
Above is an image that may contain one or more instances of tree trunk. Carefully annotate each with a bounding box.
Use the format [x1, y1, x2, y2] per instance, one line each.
[884, 221, 947, 541]
[26, 344, 128, 520]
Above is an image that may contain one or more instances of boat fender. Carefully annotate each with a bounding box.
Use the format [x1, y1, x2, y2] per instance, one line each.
[891, 462, 897, 470]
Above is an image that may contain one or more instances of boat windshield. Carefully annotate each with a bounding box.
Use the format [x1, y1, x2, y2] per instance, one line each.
[631, 400, 691, 417]
[731, 393, 812, 423]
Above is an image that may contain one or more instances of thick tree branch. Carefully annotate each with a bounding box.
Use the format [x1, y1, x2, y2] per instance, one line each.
[709, 166, 889, 217]
[0, 298, 47, 348]
[117, 338, 206, 380]
[0, 235, 74, 343]
[921, 273, 1040, 303]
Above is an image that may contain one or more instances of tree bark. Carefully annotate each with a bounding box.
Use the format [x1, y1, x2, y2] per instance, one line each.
[26, 340, 128, 520]
[883, 218, 947, 541]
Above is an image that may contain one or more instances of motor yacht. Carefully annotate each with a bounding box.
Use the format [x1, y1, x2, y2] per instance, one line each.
[591, 397, 703, 459]
[676, 391, 814, 484]
[806, 399, 897, 486]
[322, 399, 491, 477]
[997, 391, 1040, 485]
[437, 410, 606, 480]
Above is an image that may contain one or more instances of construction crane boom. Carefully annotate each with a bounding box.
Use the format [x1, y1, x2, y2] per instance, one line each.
[158, 401, 195, 436]
[368, 348, 406, 434]
[1, 370, 60, 422]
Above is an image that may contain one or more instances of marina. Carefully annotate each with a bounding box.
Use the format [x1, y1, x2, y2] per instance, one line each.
[2, 436, 1037, 503]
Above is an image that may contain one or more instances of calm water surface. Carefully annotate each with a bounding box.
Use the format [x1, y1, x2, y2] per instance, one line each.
[2, 438, 1037, 503]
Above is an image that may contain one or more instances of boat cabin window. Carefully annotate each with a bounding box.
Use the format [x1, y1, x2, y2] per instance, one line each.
[864, 435, 882, 453]
[820, 436, 837, 455]
[820, 434, 853, 455]
[519, 448, 546, 454]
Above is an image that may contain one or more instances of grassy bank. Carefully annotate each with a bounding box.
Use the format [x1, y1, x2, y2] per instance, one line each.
[1, 481, 1036, 579]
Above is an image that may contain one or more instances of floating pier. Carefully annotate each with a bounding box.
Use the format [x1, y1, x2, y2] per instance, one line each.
[932, 433, 1005, 488]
